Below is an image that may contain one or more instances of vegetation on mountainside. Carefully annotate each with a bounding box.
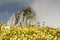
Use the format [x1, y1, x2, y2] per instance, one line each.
[0, 24, 60, 40]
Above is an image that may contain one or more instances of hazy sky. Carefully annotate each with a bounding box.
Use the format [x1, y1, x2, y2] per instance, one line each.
[0, 0, 60, 27]
[30, 0, 60, 27]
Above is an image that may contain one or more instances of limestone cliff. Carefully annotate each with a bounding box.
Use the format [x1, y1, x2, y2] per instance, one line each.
[7, 7, 36, 27]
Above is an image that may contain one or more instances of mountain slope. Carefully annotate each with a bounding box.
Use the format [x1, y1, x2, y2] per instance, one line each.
[7, 7, 36, 26]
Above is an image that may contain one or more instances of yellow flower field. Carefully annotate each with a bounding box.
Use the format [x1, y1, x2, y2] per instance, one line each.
[0, 24, 60, 40]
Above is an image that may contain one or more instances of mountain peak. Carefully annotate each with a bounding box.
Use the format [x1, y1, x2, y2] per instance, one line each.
[7, 7, 36, 27]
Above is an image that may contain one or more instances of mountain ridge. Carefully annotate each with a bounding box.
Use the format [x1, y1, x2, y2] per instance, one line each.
[7, 7, 36, 27]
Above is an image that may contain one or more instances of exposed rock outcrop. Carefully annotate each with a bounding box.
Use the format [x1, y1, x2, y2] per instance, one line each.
[7, 7, 36, 27]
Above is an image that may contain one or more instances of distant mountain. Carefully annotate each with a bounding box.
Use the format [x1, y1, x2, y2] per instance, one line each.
[7, 7, 36, 27]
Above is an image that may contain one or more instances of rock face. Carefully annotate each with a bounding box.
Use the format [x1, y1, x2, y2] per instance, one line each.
[7, 7, 36, 27]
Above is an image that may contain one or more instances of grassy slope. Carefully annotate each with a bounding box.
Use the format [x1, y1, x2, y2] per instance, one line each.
[0, 24, 60, 40]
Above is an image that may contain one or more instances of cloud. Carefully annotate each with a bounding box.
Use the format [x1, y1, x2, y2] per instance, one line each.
[29, 0, 60, 27]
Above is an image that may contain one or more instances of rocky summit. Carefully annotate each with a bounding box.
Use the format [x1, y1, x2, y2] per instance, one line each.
[7, 7, 36, 27]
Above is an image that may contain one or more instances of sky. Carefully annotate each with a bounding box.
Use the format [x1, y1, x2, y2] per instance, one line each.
[0, 0, 32, 23]
[0, 0, 60, 27]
